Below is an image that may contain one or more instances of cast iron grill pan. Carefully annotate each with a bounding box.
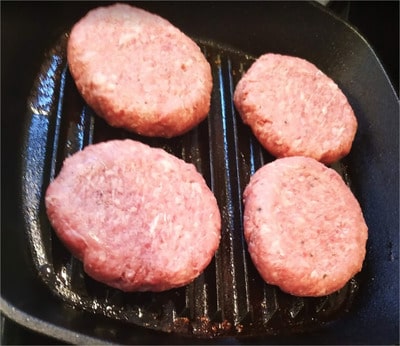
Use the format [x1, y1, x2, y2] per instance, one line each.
[23, 32, 361, 338]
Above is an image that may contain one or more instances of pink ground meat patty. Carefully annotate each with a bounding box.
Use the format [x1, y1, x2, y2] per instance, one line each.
[243, 156, 368, 297]
[67, 4, 212, 138]
[45, 139, 221, 292]
[234, 53, 357, 164]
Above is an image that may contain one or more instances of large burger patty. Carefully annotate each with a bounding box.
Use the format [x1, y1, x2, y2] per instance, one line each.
[67, 3, 212, 138]
[243, 156, 368, 297]
[45, 139, 221, 292]
[233, 53, 358, 164]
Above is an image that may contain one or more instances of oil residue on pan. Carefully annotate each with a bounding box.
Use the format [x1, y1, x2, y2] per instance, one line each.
[22, 33, 362, 338]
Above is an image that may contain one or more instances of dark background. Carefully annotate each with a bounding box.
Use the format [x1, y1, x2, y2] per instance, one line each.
[329, 1, 398, 94]
[1, 1, 398, 344]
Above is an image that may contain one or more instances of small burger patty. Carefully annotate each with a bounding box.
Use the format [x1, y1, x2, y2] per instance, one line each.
[45, 139, 221, 292]
[67, 4, 212, 137]
[233, 53, 357, 164]
[243, 156, 368, 297]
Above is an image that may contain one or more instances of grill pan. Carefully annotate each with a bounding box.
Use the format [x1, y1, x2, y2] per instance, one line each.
[2, 1, 399, 344]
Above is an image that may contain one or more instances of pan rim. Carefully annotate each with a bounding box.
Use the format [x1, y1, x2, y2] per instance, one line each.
[0, 297, 113, 345]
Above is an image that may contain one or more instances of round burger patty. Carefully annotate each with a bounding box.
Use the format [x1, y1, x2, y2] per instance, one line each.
[67, 3, 212, 138]
[243, 156, 368, 297]
[45, 139, 221, 292]
[233, 53, 357, 164]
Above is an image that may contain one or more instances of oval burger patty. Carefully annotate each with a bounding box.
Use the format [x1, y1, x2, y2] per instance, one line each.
[234, 53, 357, 164]
[45, 139, 221, 292]
[243, 156, 368, 297]
[67, 4, 212, 137]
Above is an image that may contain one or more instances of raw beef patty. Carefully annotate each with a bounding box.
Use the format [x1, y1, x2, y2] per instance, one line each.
[67, 3, 212, 137]
[243, 156, 368, 297]
[234, 53, 357, 164]
[45, 139, 221, 292]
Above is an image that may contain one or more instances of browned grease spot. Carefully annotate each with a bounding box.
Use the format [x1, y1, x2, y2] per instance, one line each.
[189, 316, 233, 337]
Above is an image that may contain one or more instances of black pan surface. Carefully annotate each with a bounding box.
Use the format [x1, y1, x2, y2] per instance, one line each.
[2, 1, 399, 344]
